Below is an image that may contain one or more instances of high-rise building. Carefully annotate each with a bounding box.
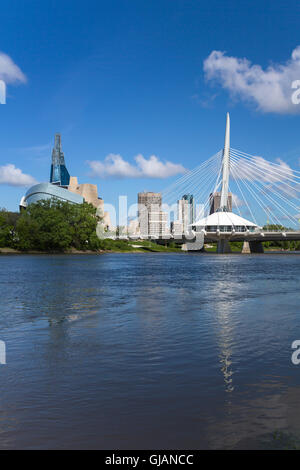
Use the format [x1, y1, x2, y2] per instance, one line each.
[148, 211, 168, 237]
[50, 134, 70, 187]
[177, 198, 189, 232]
[138, 192, 167, 237]
[171, 220, 183, 236]
[177, 194, 194, 232]
[209, 192, 232, 214]
[182, 194, 194, 225]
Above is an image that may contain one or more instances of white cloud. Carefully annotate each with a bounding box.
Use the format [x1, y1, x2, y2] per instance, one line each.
[88, 154, 187, 179]
[232, 156, 294, 183]
[231, 193, 244, 207]
[231, 155, 299, 199]
[203, 47, 300, 113]
[0, 164, 37, 186]
[89, 154, 140, 178]
[0, 52, 26, 84]
[276, 182, 298, 199]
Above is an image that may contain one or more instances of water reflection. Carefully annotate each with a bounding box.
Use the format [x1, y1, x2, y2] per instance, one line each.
[20, 278, 102, 327]
[210, 274, 238, 394]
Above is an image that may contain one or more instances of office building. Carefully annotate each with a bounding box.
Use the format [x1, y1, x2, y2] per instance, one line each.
[138, 192, 167, 237]
[209, 191, 232, 214]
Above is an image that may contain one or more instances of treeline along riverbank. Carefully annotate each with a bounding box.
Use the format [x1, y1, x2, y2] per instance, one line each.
[0, 200, 182, 254]
[1, 201, 299, 254]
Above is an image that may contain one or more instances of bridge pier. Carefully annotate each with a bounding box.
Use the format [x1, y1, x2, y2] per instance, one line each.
[241, 241, 251, 254]
[249, 241, 264, 253]
[217, 239, 231, 254]
[242, 240, 264, 253]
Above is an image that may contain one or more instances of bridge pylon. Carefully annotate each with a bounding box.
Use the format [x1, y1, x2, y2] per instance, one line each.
[191, 113, 260, 253]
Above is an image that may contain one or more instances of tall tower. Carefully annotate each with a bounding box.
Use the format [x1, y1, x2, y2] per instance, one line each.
[138, 192, 167, 237]
[219, 112, 230, 211]
[50, 133, 70, 187]
[182, 194, 195, 224]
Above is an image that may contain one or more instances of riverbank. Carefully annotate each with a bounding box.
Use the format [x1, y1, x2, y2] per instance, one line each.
[0, 240, 183, 255]
[0, 247, 105, 255]
[1, 246, 299, 255]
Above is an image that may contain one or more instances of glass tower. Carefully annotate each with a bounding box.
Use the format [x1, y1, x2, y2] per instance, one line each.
[182, 194, 194, 224]
[50, 134, 70, 187]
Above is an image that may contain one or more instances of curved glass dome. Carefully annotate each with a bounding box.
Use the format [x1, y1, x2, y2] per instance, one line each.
[20, 183, 84, 209]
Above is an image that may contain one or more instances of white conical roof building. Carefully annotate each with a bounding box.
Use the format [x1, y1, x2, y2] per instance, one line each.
[192, 211, 258, 232]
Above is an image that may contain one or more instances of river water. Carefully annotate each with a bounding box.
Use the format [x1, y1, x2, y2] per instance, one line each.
[0, 253, 300, 449]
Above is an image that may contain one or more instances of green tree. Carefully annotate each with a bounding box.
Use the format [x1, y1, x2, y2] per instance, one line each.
[0, 212, 12, 247]
[0, 209, 20, 248]
[16, 199, 101, 252]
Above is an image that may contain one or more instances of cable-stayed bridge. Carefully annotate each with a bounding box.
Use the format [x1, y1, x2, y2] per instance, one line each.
[159, 113, 300, 252]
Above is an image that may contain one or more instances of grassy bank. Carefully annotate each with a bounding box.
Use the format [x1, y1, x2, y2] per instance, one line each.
[110, 239, 182, 253]
[2, 239, 299, 255]
[205, 241, 300, 253]
[0, 239, 183, 254]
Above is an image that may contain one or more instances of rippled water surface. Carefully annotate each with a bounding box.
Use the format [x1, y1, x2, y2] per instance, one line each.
[0, 253, 300, 449]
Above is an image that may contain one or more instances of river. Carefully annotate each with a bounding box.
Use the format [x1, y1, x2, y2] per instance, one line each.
[0, 253, 299, 449]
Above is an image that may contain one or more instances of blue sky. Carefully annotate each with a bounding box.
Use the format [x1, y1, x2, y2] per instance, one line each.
[1, 0, 300, 218]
